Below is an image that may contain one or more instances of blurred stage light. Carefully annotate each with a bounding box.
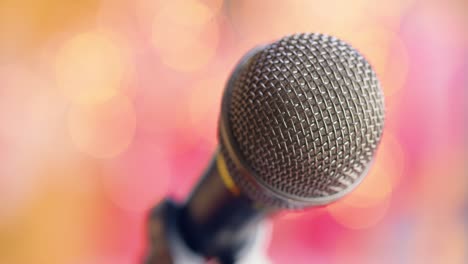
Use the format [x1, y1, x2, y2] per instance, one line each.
[0, 183, 92, 264]
[150, 0, 220, 72]
[133, 87, 184, 136]
[55, 31, 131, 105]
[0, 64, 63, 222]
[332, 231, 399, 264]
[67, 94, 136, 159]
[186, 77, 224, 145]
[409, 220, 466, 264]
[136, 0, 223, 32]
[327, 132, 405, 229]
[342, 133, 405, 208]
[0, 0, 99, 58]
[328, 196, 390, 230]
[102, 139, 170, 212]
[228, 0, 381, 47]
[415, 148, 467, 215]
[347, 26, 409, 98]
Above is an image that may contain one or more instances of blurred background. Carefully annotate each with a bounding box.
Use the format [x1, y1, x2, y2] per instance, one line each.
[0, 0, 466, 263]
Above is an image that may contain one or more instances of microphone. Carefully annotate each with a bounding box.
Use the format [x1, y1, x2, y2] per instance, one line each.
[145, 33, 385, 264]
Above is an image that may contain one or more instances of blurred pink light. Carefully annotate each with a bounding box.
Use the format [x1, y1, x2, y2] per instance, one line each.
[340, 133, 405, 208]
[408, 220, 467, 264]
[328, 196, 390, 230]
[228, 0, 404, 49]
[68, 94, 136, 158]
[102, 139, 170, 212]
[332, 231, 399, 264]
[326, 132, 405, 229]
[55, 31, 132, 105]
[345, 25, 409, 100]
[186, 77, 224, 146]
[0, 64, 64, 222]
[413, 147, 467, 217]
[150, 0, 220, 72]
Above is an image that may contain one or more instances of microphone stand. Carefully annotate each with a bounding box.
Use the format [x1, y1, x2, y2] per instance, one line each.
[144, 199, 204, 264]
[143, 199, 268, 264]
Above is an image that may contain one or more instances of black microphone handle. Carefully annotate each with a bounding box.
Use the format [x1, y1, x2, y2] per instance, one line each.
[178, 148, 270, 260]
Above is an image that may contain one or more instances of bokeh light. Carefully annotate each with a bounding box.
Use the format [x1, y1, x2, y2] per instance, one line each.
[228, 0, 402, 48]
[68, 94, 136, 158]
[150, 0, 220, 72]
[332, 228, 402, 264]
[340, 133, 405, 208]
[55, 31, 131, 105]
[0, 0, 99, 59]
[102, 139, 170, 212]
[186, 77, 224, 145]
[346, 26, 409, 98]
[328, 196, 391, 230]
[0, 179, 95, 264]
[327, 132, 406, 229]
[414, 147, 467, 217]
[0, 64, 65, 222]
[408, 220, 467, 264]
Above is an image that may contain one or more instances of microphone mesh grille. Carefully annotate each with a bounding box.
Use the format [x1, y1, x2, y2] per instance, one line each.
[225, 33, 385, 207]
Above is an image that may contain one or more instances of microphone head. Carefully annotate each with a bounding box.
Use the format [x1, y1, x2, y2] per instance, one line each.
[219, 33, 385, 209]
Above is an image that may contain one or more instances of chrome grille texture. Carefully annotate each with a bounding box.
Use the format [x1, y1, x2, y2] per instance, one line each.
[223, 33, 385, 208]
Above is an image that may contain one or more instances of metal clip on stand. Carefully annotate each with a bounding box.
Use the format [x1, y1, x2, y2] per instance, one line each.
[144, 199, 204, 264]
[144, 198, 261, 264]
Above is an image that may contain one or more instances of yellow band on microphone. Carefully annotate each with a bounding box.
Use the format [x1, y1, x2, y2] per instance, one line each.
[216, 152, 240, 196]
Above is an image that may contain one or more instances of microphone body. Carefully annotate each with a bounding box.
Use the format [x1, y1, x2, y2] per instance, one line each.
[178, 47, 273, 259]
[144, 33, 385, 263]
[145, 48, 271, 264]
[179, 151, 268, 260]
[145, 153, 268, 264]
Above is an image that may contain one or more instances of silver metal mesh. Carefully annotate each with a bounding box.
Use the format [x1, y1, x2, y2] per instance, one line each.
[223, 33, 385, 208]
